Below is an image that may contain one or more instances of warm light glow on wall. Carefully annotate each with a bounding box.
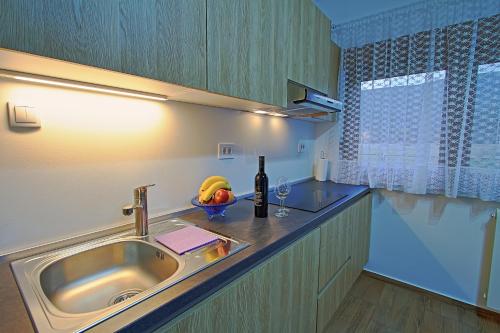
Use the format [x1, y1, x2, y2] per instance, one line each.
[0, 69, 168, 102]
[6, 84, 166, 134]
[47, 96, 165, 134]
[270, 116, 285, 131]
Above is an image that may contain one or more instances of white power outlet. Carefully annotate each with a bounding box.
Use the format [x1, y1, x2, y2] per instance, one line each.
[297, 142, 306, 153]
[218, 143, 236, 160]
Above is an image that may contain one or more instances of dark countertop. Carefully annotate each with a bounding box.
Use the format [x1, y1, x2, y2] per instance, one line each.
[0, 181, 369, 333]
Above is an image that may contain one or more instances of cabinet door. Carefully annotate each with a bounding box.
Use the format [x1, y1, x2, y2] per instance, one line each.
[329, 42, 341, 99]
[0, 0, 207, 90]
[350, 193, 372, 280]
[318, 209, 352, 290]
[119, 0, 206, 89]
[158, 229, 320, 333]
[316, 193, 372, 332]
[288, 0, 331, 94]
[0, 0, 120, 71]
[317, 257, 352, 333]
[206, 0, 288, 107]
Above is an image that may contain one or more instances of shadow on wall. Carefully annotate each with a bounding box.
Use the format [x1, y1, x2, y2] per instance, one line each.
[366, 189, 500, 305]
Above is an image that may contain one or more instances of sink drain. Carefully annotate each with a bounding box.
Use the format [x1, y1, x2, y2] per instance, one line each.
[109, 289, 142, 305]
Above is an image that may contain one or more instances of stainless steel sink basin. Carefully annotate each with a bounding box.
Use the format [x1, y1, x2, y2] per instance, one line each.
[39, 240, 179, 314]
[12, 219, 248, 332]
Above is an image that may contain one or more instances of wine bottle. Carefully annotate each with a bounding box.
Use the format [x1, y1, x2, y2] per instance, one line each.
[254, 156, 268, 218]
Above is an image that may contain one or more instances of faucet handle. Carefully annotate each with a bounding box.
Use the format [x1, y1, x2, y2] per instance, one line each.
[135, 184, 156, 192]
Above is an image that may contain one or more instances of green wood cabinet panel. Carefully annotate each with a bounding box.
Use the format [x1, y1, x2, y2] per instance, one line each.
[349, 193, 372, 281]
[153, 0, 206, 89]
[317, 258, 352, 333]
[118, 0, 206, 89]
[287, 0, 331, 94]
[157, 229, 320, 333]
[0, 0, 120, 71]
[206, 0, 288, 107]
[319, 194, 372, 293]
[317, 193, 372, 332]
[0, 0, 45, 56]
[314, 5, 332, 94]
[318, 206, 353, 290]
[118, 0, 159, 80]
[329, 42, 341, 99]
[0, 0, 206, 89]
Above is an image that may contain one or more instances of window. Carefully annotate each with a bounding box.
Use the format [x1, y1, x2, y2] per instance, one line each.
[358, 70, 446, 167]
[336, 14, 499, 201]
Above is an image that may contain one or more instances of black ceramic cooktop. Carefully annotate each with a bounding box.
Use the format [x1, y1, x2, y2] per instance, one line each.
[247, 180, 348, 213]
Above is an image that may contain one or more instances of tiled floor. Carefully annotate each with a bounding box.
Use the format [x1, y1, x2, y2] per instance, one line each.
[325, 273, 500, 333]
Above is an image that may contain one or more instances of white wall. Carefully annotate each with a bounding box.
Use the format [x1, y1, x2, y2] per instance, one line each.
[367, 190, 499, 305]
[314, 121, 500, 306]
[314, 0, 419, 24]
[0, 78, 315, 255]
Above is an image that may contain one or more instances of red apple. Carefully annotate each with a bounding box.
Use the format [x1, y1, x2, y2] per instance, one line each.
[213, 189, 230, 204]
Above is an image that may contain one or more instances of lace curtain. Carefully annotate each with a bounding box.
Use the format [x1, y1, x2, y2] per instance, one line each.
[332, 0, 500, 201]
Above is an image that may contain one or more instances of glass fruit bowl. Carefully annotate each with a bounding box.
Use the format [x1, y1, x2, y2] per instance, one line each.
[191, 196, 237, 220]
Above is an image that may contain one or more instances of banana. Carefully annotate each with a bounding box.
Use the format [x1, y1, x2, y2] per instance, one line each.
[199, 181, 231, 203]
[198, 176, 229, 196]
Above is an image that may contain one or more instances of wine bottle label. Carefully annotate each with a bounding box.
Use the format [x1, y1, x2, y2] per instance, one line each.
[255, 191, 263, 206]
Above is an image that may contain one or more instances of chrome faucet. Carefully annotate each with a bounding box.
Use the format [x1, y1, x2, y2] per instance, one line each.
[122, 184, 155, 236]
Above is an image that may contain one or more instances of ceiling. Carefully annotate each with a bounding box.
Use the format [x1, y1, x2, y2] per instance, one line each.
[314, 0, 421, 25]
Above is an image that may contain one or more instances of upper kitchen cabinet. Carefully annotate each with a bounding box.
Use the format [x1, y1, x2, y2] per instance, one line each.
[329, 42, 341, 99]
[206, 0, 288, 107]
[119, 0, 206, 89]
[0, 0, 207, 90]
[287, 0, 331, 95]
[0, 0, 120, 70]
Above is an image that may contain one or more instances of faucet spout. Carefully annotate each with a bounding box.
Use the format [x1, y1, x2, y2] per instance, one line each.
[122, 184, 155, 236]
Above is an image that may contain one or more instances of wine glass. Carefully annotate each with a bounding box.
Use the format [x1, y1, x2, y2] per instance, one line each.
[274, 176, 291, 218]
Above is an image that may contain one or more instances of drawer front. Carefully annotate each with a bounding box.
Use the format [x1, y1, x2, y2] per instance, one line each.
[317, 258, 352, 333]
[349, 194, 372, 282]
[318, 206, 353, 290]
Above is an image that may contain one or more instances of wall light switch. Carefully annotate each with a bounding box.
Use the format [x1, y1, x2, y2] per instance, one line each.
[218, 143, 236, 160]
[14, 106, 28, 123]
[25, 107, 39, 123]
[8, 102, 41, 128]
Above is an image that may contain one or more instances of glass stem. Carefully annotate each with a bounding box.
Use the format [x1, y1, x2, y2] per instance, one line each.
[280, 198, 284, 212]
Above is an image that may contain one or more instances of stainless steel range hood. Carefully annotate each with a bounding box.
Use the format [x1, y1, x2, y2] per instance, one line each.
[283, 81, 342, 121]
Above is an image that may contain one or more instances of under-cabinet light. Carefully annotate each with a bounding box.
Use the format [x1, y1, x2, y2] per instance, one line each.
[269, 112, 287, 117]
[253, 110, 288, 117]
[0, 69, 168, 102]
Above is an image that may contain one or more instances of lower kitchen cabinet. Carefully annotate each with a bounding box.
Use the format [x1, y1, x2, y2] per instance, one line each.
[317, 193, 372, 332]
[317, 257, 352, 333]
[349, 194, 372, 281]
[156, 193, 371, 333]
[318, 204, 352, 290]
[158, 229, 320, 333]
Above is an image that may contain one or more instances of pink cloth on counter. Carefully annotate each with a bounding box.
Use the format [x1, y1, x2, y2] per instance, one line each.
[154, 226, 219, 255]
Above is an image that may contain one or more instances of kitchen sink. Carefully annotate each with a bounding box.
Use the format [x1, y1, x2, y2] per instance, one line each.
[12, 219, 248, 332]
[39, 240, 180, 314]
